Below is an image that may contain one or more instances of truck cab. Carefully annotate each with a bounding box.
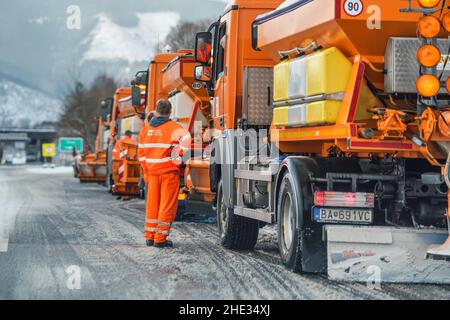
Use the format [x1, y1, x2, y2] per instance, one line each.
[195, 0, 283, 131]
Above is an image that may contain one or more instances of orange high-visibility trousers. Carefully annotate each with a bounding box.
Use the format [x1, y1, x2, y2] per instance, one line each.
[145, 171, 180, 243]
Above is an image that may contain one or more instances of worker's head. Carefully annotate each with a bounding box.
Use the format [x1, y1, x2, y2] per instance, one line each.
[156, 99, 172, 117]
[125, 130, 132, 138]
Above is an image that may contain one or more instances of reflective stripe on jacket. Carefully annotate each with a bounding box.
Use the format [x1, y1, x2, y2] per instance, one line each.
[138, 121, 191, 175]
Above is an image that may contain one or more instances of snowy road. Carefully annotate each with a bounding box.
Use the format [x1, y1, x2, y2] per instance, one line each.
[0, 165, 449, 300]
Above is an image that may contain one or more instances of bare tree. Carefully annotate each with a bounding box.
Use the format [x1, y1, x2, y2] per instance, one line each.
[58, 74, 117, 151]
[159, 20, 212, 53]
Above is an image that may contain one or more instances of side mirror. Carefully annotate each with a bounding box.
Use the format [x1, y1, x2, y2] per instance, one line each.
[132, 71, 148, 87]
[131, 86, 141, 107]
[100, 98, 113, 122]
[100, 101, 108, 122]
[195, 32, 212, 65]
[194, 65, 212, 83]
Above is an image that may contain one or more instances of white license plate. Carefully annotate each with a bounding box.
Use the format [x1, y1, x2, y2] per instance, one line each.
[314, 207, 373, 224]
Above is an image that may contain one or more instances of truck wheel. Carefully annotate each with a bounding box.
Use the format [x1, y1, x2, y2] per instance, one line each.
[216, 180, 259, 250]
[277, 162, 318, 273]
[277, 171, 304, 272]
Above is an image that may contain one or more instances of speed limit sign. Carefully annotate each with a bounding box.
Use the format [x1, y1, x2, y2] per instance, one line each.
[344, 0, 363, 17]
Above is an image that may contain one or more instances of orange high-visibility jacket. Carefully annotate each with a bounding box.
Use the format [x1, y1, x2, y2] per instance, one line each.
[138, 121, 191, 175]
[112, 136, 136, 160]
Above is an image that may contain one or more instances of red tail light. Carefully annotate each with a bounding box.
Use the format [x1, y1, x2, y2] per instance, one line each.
[314, 191, 375, 208]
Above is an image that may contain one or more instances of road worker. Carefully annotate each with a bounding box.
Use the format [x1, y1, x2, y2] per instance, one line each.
[139, 100, 191, 248]
[113, 130, 136, 200]
[196, 37, 212, 64]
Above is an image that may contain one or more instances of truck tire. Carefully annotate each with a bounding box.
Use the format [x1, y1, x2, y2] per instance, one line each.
[216, 180, 259, 250]
[277, 158, 321, 273]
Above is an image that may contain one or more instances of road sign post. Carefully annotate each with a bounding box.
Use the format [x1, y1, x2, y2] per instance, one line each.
[42, 143, 56, 165]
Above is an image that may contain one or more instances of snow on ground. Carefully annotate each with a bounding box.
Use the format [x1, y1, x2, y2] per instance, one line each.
[1, 167, 450, 299]
[26, 166, 73, 175]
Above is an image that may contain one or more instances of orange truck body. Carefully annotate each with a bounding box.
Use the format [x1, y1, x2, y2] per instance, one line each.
[160, 51, 214, 202]
[137, 51, 214, 204]
[145, 53, 180, 114]
[107, 87, 143, 196]
[252, 0, 446, 162]
[189, 0, 450, 280]
[78, 116, 108, 183]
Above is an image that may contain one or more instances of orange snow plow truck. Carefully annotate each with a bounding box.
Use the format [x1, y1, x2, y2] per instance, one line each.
[77, 99, 112, 183]
[131, 50, 213, 216]
[191, 0, 450, 283]
[106, 87, 145, 196]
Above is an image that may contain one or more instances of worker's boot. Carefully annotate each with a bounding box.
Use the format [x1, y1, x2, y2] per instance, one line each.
[154, 239, 173, 248]
[146, 239, 154, 247]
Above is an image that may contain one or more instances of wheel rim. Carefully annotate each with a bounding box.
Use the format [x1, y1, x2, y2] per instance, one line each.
[281, 192, 295, 250]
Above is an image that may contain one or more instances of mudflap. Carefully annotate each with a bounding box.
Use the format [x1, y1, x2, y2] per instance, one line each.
[427, 237, 450, 261]
[324, 225, 450, 284]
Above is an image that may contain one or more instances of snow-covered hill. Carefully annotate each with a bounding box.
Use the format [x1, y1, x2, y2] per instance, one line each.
[77, 12, 179, 85]
[82, 12, 179, 64]
[0, 77, 62, 129]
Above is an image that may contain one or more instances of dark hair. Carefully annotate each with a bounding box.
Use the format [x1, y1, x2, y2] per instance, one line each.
[156, 99, 172, 116]
[125, 130, 132, 137]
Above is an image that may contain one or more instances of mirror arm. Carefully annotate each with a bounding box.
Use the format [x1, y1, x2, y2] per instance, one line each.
[208, 21, 218, 33]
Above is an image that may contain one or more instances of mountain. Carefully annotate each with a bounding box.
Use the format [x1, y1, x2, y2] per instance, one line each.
[0, 0, 226, 97]
[0, 75, 62, 129]
[77, 12, 180, 86]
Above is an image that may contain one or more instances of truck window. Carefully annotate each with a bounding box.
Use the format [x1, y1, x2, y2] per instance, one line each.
[214, 23, 227, 81]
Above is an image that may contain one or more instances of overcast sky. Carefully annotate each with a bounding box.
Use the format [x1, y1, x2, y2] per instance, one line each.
[0, 0, 227, 96]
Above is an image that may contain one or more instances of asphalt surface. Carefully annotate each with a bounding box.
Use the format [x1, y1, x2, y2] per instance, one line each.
[0, 165, 449, 300]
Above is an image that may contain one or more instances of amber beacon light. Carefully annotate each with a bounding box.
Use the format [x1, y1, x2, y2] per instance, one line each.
[416, 75, 441, 97]
[418, 0, 440, 8]
[443, 12, 450, 32]
[417, 45, 441, 67]
[418, 15, 441, 38]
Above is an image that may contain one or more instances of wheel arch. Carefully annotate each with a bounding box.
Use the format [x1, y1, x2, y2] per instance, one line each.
[274, 156, 320, 228]
[209, 138, 222, 193]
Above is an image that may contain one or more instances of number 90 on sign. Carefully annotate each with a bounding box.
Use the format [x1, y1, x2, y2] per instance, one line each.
[344, 0, 363, 17]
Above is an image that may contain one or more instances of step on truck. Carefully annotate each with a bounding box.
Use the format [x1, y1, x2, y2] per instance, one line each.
[192, 0, 450, 283]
